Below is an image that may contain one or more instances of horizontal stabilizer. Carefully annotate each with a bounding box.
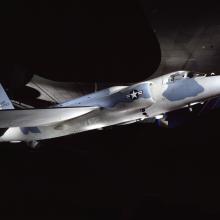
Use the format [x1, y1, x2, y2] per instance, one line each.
[0, 107, 98, 128]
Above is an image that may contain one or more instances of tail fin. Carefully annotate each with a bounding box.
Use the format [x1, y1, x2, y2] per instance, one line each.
[0, 84, 14, 110]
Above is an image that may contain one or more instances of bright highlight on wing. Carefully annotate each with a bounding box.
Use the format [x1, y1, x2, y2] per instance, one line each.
[0, 107, 98, 128]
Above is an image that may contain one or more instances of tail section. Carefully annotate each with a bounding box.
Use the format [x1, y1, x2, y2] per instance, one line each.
[0, 84, 14, 110]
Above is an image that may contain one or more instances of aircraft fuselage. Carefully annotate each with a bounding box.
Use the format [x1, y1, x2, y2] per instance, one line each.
[0, 71, 220, 144]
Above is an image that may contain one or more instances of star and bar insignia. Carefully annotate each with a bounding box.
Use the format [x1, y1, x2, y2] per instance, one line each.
[126, 90, 143, 100]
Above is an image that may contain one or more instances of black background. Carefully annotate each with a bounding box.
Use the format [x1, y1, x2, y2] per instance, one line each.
[0, 0, 160, 85]
[0, 0, 220, 218]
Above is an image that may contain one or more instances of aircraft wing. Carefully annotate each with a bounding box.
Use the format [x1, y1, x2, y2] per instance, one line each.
[27, 75, 96, 104]
[0, 106, 98, 128]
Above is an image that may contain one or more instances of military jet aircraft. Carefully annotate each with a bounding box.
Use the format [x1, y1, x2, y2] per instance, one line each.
[0, 70, 219, 148]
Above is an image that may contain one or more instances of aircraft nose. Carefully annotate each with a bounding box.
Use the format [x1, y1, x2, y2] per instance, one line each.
[196, 75, 220, 99]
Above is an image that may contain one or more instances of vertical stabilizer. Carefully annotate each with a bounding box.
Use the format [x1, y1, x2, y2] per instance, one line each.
[0, 84, 14, 110]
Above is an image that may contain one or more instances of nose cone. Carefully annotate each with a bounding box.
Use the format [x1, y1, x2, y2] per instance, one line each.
[196, 75, 220, 100]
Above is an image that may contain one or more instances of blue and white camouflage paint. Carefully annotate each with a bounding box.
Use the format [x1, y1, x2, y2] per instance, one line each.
[1, 70, 220, 146]
[57, 82, 153, 109]
[163, 78, 204, 101]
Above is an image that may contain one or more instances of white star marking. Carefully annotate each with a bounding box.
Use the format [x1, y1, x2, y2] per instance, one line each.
[130, 90, 138, 99]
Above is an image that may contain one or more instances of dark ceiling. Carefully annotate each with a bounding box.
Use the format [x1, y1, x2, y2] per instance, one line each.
[1, 1, 220, 86]
[149, 1, 220, 78]
[0, 1, 161, 84]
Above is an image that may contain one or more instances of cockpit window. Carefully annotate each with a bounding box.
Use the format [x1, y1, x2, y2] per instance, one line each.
[167, 71, 215, 83]
[168, 72, 185, 83]
[187, 71, 206, 78]
[187, 72, 194, 78]
[168, 71, 209, 84]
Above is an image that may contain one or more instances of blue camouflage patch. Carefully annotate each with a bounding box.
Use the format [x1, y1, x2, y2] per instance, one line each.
[20, 127, 41, 135]
[163, 78, 204, 101]
[86, 83, 151, 108]
[58, 83, 151, 108]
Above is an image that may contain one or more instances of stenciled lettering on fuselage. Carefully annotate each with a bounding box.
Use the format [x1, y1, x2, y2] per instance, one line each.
[20, 127, 41, 135]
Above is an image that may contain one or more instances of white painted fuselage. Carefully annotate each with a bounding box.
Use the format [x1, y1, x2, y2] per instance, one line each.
[1, 71, 220, 143]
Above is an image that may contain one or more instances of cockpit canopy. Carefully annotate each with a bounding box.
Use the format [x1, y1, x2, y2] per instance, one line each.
[168, 71, 214, 83]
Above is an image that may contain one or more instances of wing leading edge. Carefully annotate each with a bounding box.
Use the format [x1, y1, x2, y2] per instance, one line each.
[0, 107, 98, 128]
